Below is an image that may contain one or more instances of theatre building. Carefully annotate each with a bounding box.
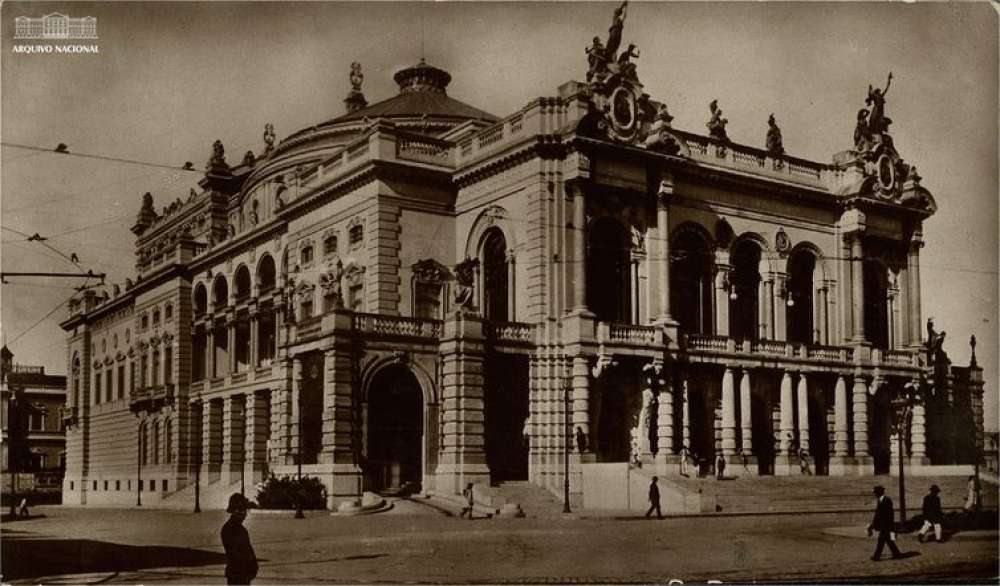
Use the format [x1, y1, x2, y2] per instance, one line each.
[60, 9, 985, 509]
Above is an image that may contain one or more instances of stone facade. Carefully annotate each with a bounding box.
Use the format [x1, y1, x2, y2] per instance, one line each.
[60, 13, 985, 509]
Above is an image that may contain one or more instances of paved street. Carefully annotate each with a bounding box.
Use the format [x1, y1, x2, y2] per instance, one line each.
[2, 500, 996, 584]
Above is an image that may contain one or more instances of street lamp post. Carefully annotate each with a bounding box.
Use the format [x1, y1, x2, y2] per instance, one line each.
[194, 400, 202, 513]
[136, 417, 143, 507]
[295, 374, 304, 519]
[563, 369, 572, 514]
[890, 381, 921, 524]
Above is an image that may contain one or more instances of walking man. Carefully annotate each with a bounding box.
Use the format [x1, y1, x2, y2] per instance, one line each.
[221, 493, 258, 585]
[645, 476, 663, 519]
[460, 482, 475, 519]
[867, 485, 902, 561]
[917, 485, 944, 543]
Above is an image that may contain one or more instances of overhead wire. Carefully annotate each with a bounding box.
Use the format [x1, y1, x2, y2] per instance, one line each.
[1, 141, 204, 174]
[7, 294, 74, 346]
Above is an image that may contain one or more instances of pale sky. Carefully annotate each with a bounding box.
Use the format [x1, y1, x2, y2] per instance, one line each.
[2, 2, 997, 431]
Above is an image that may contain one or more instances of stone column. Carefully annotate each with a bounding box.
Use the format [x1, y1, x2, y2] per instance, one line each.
[437, 311, 490, 494]
[739, 368, 752, 456]
[796, 373, 809, 451]
[222, 394, 245, 484]
[764, 277, 776, 340]
[630, 259, 640, 324]
[818, 285, 830, 345]
[721, 367, 736, 456]
[907, 236, 924, 347]
[714, 258, 732, 337]
[834, 375, 849, 456]
[569, 181, 587, 311]
[321, 310, 362, 506]
[249, 310, 259, 368]
[206, 329, 215, 379]
[656, 181, 674, 323]
[773, 273, 788, 341]
[779, 371, 794, 455]
[227, 318, 236, 374]
[851, 372, 869, 458]
[506, 251, 517, 321]
[571, 355, 591, 449]
[656, 367, 675, 459]
[204, 398, 223, 483]
[288, 356, 303, 465]
[910, 402, 927, 462]
[850, 234, 866, 343]
[245, 391, 269, 484]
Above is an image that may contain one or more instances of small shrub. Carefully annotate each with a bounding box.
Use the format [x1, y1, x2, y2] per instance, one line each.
[255, 474, 327, 510]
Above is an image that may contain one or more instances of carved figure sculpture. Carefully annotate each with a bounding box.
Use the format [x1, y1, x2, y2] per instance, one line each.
[209, 139, 226, 169]
[616, 43, 639, 80]
[586, 36, 607, 82]
[605, 1, 628, 61]
[453, 258, 478, 310]
[350, 62, 364, 92]
[263, 123, 275, 153]
[319, 259, 345, 310]
[853, 108, 871, 151]
[766, 113, 785, 156]
[707, 100, 729, 141]
[638, 386, 654, 456]
[866, 72, 893, 136]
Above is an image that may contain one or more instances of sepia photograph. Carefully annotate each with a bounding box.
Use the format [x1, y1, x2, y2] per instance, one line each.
[1, 1, 998, 584]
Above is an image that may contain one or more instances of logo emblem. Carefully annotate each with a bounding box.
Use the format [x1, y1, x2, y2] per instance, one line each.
[14, 13, 97, 40]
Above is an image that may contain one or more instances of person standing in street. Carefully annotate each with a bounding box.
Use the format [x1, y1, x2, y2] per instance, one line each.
[963, 475, 980, 516]
[460, 482, 475, 519]
[867, 485, 902, 561]
[917, 485, 943, 543]
[679, 445, 690, 477]
[645, 476, 663, 519]
[715, 452, 726, 480]
[221, 493, 258, 585]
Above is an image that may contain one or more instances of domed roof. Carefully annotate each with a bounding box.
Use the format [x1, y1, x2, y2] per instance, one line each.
[323, 59, 497, 125]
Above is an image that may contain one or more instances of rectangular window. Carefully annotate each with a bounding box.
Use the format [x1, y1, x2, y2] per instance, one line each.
[94, 373, 102, 404]
[130, 362, 136, 394]
[300, 299, 313, 320]
[140, 354, 148, 388]
[70, 481, 74, 491]
[164, 346, 173, 384]
[162, 479, 168, 492]
[151, 350, 160, 386]
[116, 480, 120, 491]
[93, 480, 97, 491]
[349, 283, 364, 312]
[104, 480, 108, 491]
[105, 369, 112, 403]
[117, 365, 125, 399]
[31, 411, 44, 431]
[149, 479, 155, 492]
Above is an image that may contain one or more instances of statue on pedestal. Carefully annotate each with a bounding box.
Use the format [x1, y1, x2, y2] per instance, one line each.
[766, 113, 785, 156]
[707, 100, 729, 141]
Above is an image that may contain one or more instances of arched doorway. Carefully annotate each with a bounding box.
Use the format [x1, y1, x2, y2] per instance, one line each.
[671, 230, 714, 335]
[588, 218, 631, 323]
[366, 365, 424, 491]
[787, 250, 816, 344]
[730, 240, 762, 341]
[481, 228, 509, 321]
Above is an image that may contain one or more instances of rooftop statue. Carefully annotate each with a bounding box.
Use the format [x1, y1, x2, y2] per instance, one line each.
[766, 113, 785, 156]
[350, 62, 364, 92]
[263, 123, 275, 154]
[866, 72, 893, 136]
[853, 108, 871, 152]
[706, 100, 729, 141]
[585, 1, 629, 83]
[616, 43, 639, 79]
[208, 139, 228, 171]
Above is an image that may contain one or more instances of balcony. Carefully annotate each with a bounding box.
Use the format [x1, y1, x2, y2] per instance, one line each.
[129, 383, 175, 413]
[353, 313, 442, 339]
[484, 321, 536, 347]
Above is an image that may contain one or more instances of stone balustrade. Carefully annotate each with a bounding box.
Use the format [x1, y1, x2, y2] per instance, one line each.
[353, 313, 442, 339]
[484, 321, 535, 343]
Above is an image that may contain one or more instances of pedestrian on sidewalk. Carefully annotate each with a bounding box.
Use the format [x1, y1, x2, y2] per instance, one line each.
[715, 452, 726, 480]
[645, 476, 663, 519]
[17, 496, 30, 517]
[679, 445, 690, 477]
[739, 448, 750, 474]
[798, 448, 812, 476]
[867, 485, 902, 561]
[963, 475, 980, 516]
[221, 493, 258, 585]
[460, 482, 475, 519]
[917, 485, 943, 543]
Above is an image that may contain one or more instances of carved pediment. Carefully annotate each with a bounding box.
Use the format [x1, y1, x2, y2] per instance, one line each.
[412, 259, 450, 284]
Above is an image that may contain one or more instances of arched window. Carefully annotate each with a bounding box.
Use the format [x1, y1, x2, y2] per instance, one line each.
[588, 218, 631, 323]
[213, 276, 229, 310]
[165, 304, 173, 321]
[234, 265, 251, 301]
[152, 309, 160, 326]
[730, 239, 762, 341]
[194, 284, 207, 315]
[300, 244, 314, 267]
[787, 249, 816, 344]
[324, 234, 338, 256]
[671, 229, 713, 335]
[864, 259, 889, 350]
[257, 255, 276, 294]
[481, 228, 509, 321]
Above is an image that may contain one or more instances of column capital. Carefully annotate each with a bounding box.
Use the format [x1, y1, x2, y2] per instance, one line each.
[656, 174, 674, 206]
[839, 207, 867, 235]
[564, 177, 589, 199]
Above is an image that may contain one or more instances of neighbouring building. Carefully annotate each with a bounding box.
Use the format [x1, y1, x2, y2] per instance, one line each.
[2, 346, 67, 495]
[60, 6, 985, 509]
[985, 431, 998, 475]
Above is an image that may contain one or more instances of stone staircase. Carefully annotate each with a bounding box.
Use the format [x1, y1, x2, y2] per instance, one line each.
[668, 474, 997, 514]
[490, 481, 564, 518]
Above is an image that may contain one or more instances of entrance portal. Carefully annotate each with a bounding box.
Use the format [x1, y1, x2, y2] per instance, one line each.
[366, 365, 424, 491]
[807, 388, 830, 475]
[870, 390, 891, 475]
[484, 354, 530, 483]
[751, 391, 774, 475]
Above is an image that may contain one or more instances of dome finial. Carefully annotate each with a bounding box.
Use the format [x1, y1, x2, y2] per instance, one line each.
[394, 60, 451, 94]
[344, 62, 368, 113]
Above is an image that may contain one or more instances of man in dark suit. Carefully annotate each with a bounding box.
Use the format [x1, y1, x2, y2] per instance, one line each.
[221, 493, 258, 584]
[867, 485, 902, 561]
[918, 485, 944, 543]
[645, 476, 663, 519]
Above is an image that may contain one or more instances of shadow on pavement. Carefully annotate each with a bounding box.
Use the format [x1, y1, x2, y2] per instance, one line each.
[2, 534, 229, 580]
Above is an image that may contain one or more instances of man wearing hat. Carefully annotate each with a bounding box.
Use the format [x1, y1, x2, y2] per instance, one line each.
[917, 485, 944, 543]
[866, 485, 902, 561]
[221, 493, 258, 584]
